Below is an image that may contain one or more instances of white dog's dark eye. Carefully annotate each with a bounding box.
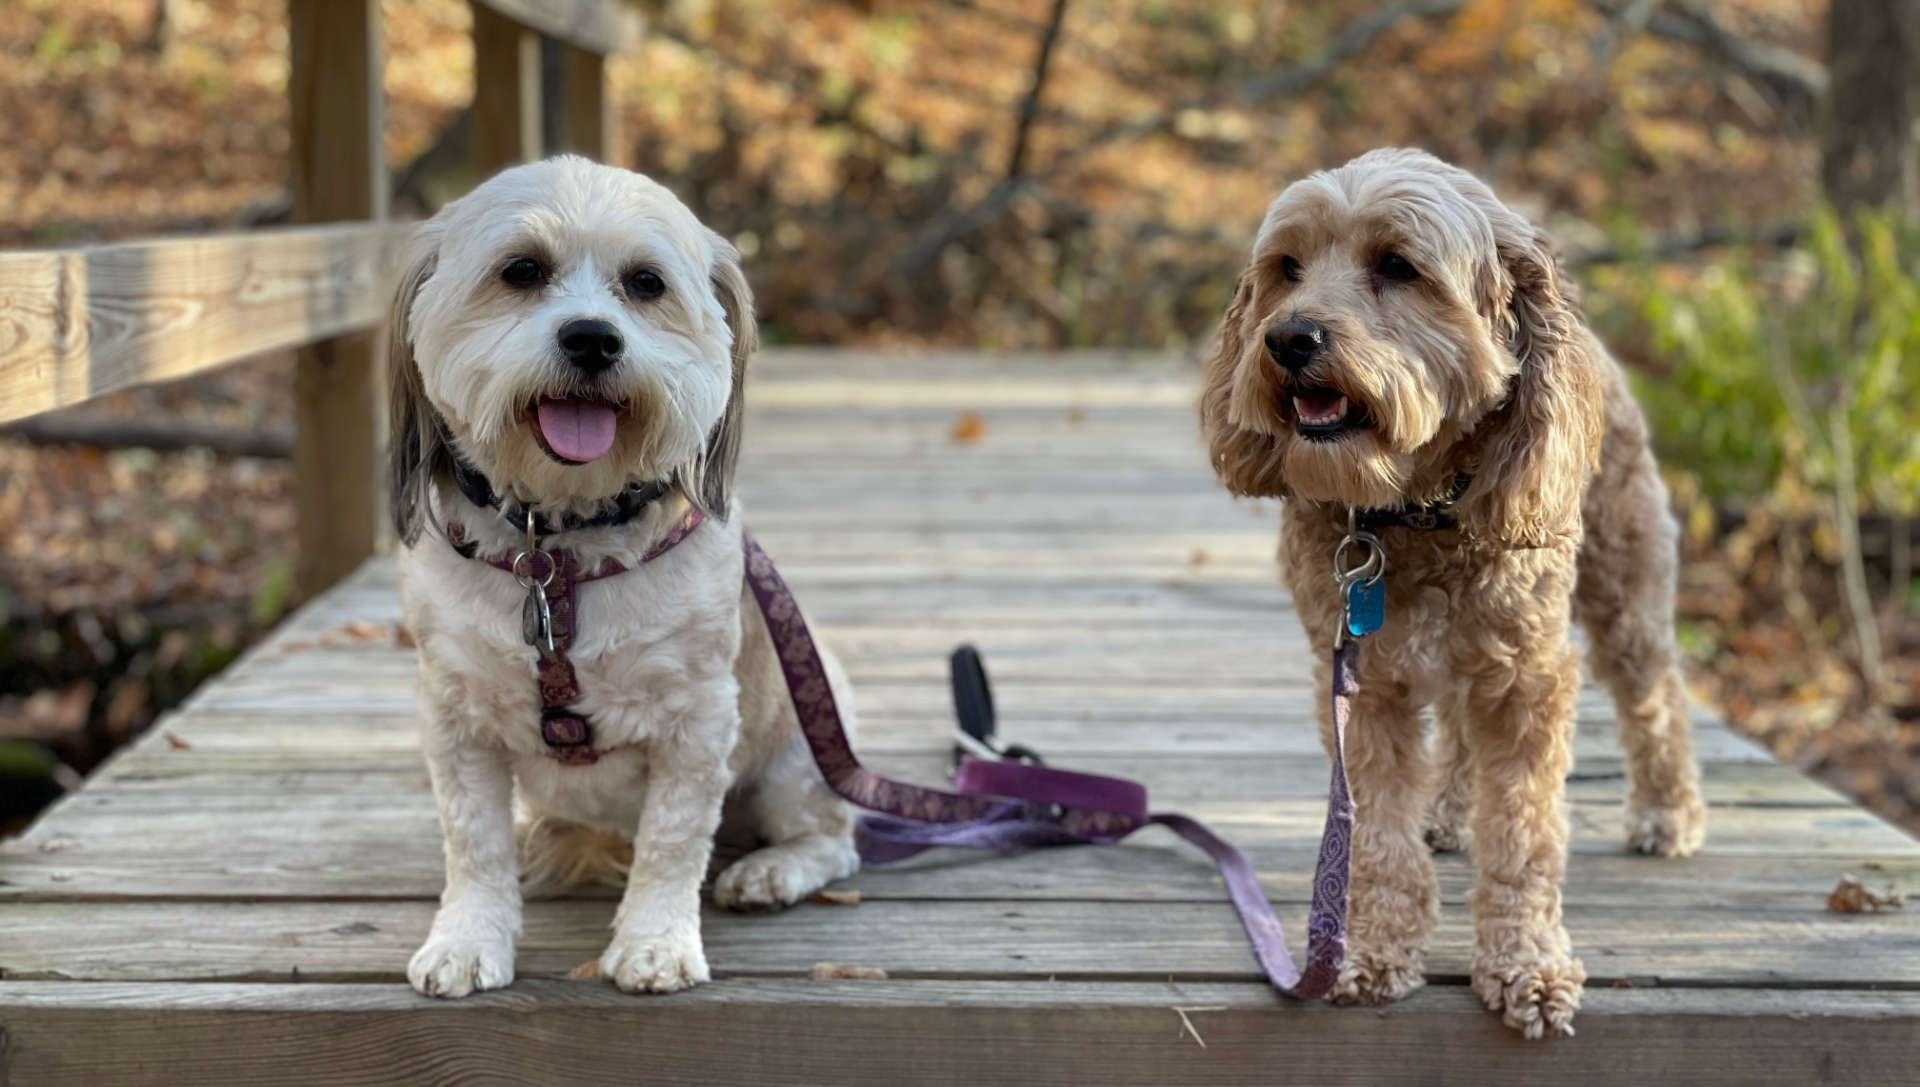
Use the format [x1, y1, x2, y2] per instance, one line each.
[1377, 252, 1419, 282]
[1280, 256, 1304, 283]
[625, 269, 666, 300]
[500, 257, 548, 288]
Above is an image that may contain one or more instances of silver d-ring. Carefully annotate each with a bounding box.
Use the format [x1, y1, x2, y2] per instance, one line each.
[510, 549, 557, 587]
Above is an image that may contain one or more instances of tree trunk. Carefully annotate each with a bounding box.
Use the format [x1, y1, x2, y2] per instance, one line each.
[1821, 0, 1920, 214]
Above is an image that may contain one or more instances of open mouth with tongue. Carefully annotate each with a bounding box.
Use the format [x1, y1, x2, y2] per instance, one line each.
[530, 396, 627, 465]
[1289, 385, 1370, 441]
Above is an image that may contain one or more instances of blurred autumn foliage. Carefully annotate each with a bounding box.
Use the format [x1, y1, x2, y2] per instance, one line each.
[2, 0, 1915, 830]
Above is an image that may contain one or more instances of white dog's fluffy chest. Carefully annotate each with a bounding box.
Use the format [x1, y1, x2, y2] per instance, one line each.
[399, 517, 748, 833]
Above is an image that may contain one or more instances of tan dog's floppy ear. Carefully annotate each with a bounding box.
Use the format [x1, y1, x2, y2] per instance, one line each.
[680, 233, 755, 517]
[386, 250, 449, 546]
[1457, 225, 1603, 548]
[1199, 267, 1290, 498]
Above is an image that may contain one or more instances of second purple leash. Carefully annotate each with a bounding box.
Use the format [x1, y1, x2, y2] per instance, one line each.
[743, 531, 1354, 998]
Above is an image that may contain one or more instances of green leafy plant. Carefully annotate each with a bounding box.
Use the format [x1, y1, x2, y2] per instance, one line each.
[1592, 207, 1920, 688]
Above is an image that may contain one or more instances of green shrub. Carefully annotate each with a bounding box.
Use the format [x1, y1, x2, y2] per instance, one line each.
[1591, 208, 1920, 519]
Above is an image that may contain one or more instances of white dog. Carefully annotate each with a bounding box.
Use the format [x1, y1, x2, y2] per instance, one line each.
[389, 157, 860, 999]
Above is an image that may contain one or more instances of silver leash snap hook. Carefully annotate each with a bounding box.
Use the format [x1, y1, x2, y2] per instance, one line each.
[1332, 508, 1386, 648]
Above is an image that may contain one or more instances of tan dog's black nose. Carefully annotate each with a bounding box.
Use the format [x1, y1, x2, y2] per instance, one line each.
[1264, 316, 1327, 371]
[558, 318, 623, 374]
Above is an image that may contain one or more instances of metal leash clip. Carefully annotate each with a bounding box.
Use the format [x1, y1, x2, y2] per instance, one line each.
[513, 508, 558, 655]
[1333, 508, 1386, 648]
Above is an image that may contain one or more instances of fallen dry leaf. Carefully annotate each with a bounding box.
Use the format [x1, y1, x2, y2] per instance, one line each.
[566, 959, 604, 980]
[342, 621, 386, 641]
[809, 962, 887, 980]
[1188, 548, 1211, 566]
[163, 731, 192, 750]
[808, 888, 861, 906]
[949, 411, 987, 444]
[394, 624, 417, 649]
[1827, 874, 1905, 913]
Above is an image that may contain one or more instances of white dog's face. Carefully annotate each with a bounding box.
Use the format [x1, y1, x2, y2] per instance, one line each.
[391, 157, 752, 530]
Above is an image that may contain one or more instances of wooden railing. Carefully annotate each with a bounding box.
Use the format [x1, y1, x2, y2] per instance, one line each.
[0, 0, 640, 596]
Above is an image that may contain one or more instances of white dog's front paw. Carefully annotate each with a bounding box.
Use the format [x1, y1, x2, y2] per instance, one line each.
[408, 931, 516, 999]
[713, 842, 849, 911]
[601, 926, 709, 994]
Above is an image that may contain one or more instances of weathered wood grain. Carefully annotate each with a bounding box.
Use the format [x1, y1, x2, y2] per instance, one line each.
[3, 349, 1916, 1076]
[3, 981, 1916, 1087]
[0, 224, 397, 425]
[470, 0, 642, 55]
[289, 0, 386, 597]
[2, 899, 1914, 987]
[555, 43, 611, 162]
[470, 1, 543, 178]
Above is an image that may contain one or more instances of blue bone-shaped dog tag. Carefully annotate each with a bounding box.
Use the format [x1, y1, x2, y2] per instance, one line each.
[1345, 578, 1385, 638]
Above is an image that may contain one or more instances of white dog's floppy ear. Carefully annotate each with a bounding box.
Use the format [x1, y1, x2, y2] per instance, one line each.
[1458, 224, 1603, 549]
[386, 249, 450, 546]
[1199, 267, 1290, 498]
[677, 233, 755, 517]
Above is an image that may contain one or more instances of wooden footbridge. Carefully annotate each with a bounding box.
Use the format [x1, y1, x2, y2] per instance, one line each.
[1, 4, 1916, 1085]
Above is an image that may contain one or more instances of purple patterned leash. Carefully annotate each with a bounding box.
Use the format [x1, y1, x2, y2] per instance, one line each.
[744, 531, 1354, 997]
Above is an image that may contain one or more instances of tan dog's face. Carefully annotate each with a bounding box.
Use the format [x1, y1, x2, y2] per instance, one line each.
[1200, 149, 1604, 545]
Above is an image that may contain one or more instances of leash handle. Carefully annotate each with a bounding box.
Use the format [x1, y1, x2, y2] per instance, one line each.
[744, 530, 1351, 999]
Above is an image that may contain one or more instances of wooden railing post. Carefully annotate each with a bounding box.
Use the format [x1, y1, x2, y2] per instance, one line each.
[471, 2, 543, 177]
[556, 44, 612, 163]
[289, 0, 386, 599]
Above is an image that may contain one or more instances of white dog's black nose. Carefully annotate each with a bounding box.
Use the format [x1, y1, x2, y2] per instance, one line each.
[558, 319, 623, 374]
[1264, 316, 1327, 371]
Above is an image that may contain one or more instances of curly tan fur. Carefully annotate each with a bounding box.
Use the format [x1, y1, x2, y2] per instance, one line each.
[1199, 149, 1705, 1039]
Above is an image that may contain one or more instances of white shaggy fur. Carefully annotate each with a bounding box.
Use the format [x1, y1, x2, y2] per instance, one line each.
[391, 158, 859, 999]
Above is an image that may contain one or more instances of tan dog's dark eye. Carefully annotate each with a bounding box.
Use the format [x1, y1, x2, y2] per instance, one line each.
[1377, 252, 1419, 282]
[626, 269, 666, 300]
[1280, 256, 1304, 283]
[500, 257, 547, 288]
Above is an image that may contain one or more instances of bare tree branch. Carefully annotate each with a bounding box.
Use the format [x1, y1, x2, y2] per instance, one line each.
[1593, 0, 1827, 105]
[1068, 0, 1468, 156]
[1, 416, 293, 458]
[1006, 0, 1071, 181]
[1568, 221, 1804, 266]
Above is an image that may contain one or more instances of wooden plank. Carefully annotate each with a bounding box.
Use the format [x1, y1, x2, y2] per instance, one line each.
[2, 899, 1914, 987]
[3, 981, 1916, 1087]
[471, 1, 543, 179]
[6, 796, 1909, 907]
[0, 224, 396, 425]
[555, 44, 611, 162]
[471, 0, 642, 56]
[10, 795, 1909, 909]
[289, 0, 386, 597]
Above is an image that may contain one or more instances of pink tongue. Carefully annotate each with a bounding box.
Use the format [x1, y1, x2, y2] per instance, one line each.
[535, 398, 619, 463]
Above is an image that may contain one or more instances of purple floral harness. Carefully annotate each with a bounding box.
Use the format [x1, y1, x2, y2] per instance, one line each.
[448, 509, 1357, 997]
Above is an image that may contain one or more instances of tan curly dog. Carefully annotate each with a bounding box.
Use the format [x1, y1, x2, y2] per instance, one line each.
[1199, 148, 1706, 1038]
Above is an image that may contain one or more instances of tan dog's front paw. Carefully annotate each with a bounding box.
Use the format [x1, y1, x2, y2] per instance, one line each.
[1329, 948, 1426, 1005]
[1473, 951, 1586, 1038]
[1626, 798, 1706, 858]
[601, 927, 710, 994]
